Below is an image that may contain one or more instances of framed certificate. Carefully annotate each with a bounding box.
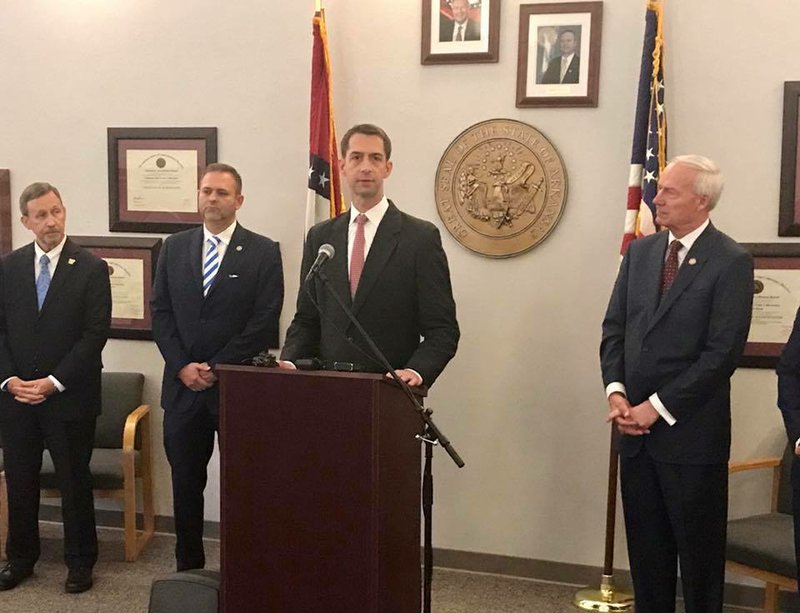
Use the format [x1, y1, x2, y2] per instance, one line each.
[72, 236, 162, 340]
[108, 127, 217, 233]
[0, 169, 11, 254]
[740, 243, 800, 368]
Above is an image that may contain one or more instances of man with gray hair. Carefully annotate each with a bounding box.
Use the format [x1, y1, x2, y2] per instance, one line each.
[0, 182, 111, 593]
[600, 155, 754, 612]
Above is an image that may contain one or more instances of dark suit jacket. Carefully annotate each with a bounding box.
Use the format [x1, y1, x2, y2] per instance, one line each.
[777, 309, 800, 488]
[439, 16, 480, 42]
[151, 224, 284, 415]
[600, 224, 753, 464]
[541, 54, 580, 84]
[0, 238, 111, 421]
[281, 202, 459, 387]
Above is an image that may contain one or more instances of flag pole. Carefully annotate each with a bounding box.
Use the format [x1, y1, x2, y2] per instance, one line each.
[573, 425, 634, 611]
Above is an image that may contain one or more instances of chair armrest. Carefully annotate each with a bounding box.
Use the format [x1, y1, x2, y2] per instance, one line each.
[122, 404, 151, 452]
[728, 457, 782, 474]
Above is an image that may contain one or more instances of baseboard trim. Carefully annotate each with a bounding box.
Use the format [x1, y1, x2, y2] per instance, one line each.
[38, 507, 799, 610]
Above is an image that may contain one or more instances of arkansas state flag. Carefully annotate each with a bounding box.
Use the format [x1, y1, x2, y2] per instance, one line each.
[306, 9, 344, 234]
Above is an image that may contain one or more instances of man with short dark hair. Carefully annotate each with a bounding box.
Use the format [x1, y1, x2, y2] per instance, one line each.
[600, 155, 754, 612]
[281, 123, 459, 389]
[152, 162, 284, 571]
[0, 182, 111, 593]
[541, 29, 580, 84]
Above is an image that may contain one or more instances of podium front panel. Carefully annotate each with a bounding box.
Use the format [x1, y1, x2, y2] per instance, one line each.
[218, 367, 423, 613]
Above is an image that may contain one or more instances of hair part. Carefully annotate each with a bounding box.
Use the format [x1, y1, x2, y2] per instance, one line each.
[202, 163, 243, 194]
[668, 154, 724, 210]
[340, 124, 392, 160]
[19, 182, 62, 216]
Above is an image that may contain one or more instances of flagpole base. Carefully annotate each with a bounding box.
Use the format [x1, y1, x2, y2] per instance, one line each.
[574, 574, 634, 612]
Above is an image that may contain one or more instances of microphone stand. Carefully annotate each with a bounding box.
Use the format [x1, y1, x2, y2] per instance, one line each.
[313, 268, 464, 613]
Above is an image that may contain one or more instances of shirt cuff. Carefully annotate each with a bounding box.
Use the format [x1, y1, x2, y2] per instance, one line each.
[649, 392, 676, 426]
[49, 375, 65, 392]
[605, 382, 627, 398]
[795, 437, 800, 449]
[0, 377, 11, 392]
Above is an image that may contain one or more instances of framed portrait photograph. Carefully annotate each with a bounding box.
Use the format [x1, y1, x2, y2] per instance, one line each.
[72, 236, 162, 340]
[108, 127, 217, 234]
[421, 0, 501, 65]
[739, 243, 800, 368]
[516, 2, 603, 108]
[778, 82, 800, 236]
[0, 169, 11, 255]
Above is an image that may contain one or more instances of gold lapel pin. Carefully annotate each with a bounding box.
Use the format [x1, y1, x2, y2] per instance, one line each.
[236, 245, 243, 252]
[68, 258, 76, 265]
[688, 258, 697, 265]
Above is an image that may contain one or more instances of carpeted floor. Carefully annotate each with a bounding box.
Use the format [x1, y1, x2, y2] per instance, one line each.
[0, 522, 756, 612]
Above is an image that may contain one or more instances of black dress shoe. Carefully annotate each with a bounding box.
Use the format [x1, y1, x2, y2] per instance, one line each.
[65, 567, 93, 593]
[0, 563, 33, 590]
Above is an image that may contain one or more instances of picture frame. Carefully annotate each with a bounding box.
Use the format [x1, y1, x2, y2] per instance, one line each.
[108, 127, 217, 234]
[72, 236, 162, 340]
[516, 2, 603, 108]
[421, 0, 501, 65]
[779, 82, 800, 236]
[0, 169, 11, 255]
[740, 243, 800, 368]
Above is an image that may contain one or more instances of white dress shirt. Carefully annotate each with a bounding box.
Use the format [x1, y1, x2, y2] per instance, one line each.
[202, 220, 237, 270]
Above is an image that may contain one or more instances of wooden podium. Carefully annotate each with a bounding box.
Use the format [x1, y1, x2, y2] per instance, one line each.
[217, 366, 424, 613]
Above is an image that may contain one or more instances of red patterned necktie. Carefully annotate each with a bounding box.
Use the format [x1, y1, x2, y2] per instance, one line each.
[660, 240, 682, 295]
[350, 214, 367, 297]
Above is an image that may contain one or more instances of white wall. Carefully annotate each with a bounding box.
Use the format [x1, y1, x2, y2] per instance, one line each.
[0, 0, 796, 572]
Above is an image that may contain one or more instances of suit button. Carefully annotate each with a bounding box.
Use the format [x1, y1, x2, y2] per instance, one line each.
[346, 336, 354, 342]
[642, 347, 649, 353]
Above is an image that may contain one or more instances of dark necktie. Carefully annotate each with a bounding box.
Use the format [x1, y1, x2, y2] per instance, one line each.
[350, 214, 367, 298]
[660, 240, 682, 295]
[36, 254, 51, 310]
[456, 25, 464, 42]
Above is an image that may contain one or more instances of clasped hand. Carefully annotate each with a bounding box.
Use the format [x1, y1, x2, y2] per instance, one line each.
[7, 376, 56, 405]
[178, 362, 217, 392]
[606, 393, 659, 436]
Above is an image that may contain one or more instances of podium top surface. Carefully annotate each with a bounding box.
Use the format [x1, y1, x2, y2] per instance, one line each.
[215, 364, 427, 397]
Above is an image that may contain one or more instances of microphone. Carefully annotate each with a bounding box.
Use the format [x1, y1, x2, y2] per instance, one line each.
[304, 243, 335, 283]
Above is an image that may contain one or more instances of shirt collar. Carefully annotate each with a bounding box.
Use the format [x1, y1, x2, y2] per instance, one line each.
[204, 220, 237, 246]
[669, 218, 709, 252]
[34, 235, 67, 262]
[350, 197, 389, 227]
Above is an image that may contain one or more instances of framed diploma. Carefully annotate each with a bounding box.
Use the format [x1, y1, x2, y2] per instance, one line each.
[778, 82, 800, 236]
[72, 236, 162, 340]
[108, 127, 217, 233]
[0, 169, 11, 254]
[740, 243, 800, 368]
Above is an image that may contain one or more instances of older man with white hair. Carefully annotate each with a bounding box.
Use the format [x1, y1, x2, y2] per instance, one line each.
[600, 155, 754, 612]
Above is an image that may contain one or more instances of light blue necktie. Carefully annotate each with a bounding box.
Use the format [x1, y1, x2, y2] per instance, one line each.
[202, 236, 222, 297]
[36, 254, 51, 310]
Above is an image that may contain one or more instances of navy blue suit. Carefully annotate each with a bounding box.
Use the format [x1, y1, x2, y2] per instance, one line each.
[776, 307, 800, 590]
[0, 238, 111, 570]
[152, 223, 283, 570]
[601, 224, 753, 612]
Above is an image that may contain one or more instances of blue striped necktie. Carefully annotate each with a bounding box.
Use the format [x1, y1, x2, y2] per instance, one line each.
[203, 236, 222, 296]
[36, 254, 51, 310]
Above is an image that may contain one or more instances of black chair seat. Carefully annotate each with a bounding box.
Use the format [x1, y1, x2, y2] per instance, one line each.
[727, 512, 797, 579]
[40, 448, 141, 491]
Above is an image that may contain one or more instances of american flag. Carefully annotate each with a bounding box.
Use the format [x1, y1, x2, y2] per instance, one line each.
[306, 8, 344, 235]
[621, 0, 666, 255]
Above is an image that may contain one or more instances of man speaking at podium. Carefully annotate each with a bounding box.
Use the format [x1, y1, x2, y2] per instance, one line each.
[281, 123, 459, 388]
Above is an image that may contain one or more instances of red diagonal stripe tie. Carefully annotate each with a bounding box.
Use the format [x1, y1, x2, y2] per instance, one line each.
[660, 239, 682, 295]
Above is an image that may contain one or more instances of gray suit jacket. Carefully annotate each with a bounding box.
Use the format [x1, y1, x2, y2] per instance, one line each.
[600, 224, 753, 464]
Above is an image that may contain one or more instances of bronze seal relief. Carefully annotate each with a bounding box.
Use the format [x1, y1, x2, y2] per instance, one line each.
[435, 119, 567, 258]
